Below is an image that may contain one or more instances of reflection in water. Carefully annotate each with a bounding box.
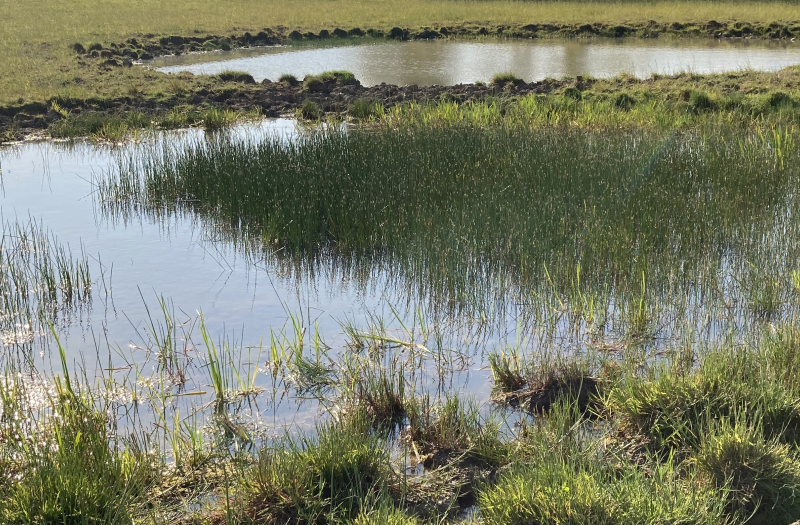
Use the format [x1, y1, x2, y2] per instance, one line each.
[154, 39, 800, 86]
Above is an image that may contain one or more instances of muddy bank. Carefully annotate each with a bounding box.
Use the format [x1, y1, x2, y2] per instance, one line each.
[70, 19, 800, 64]
[0, 76, 577, 139]
[3, 64, 800, 141]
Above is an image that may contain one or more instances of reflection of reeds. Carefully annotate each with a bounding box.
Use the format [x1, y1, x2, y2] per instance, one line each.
[0, 218, 91, 343]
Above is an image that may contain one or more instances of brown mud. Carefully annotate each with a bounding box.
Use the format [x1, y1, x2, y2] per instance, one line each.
[71, 19, 800, 62]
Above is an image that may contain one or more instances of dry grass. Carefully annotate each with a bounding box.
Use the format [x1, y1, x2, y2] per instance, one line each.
[1, 0, 800, 105]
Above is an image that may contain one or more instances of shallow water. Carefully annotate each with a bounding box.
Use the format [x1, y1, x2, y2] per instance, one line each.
[1, 119, 799, 443]
[0, 121, 502, 436]
[154, 38, 800, 85]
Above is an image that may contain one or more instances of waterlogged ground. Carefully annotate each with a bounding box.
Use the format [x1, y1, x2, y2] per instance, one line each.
[0, 121, 507, 437]
[155, 38, 800, 85]
[5, 111, 800, 521]
[2, 117, 799, 430]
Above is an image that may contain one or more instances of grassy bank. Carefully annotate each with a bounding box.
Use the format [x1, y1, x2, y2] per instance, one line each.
[1, 0, 800, 108]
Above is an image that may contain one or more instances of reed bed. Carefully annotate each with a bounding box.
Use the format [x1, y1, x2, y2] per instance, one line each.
[100, 124, 800, 349]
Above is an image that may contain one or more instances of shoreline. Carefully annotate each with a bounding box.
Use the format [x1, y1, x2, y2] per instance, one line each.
[4, 63, 800, 143]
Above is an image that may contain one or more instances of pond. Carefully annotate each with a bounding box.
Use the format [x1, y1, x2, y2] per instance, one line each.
[0, 121, 503, 434]
[154, 38, 800, 85]
[2, 107, 800, 443]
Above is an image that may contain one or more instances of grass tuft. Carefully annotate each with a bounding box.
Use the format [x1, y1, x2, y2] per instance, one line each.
[303, 70, 358, 92]
[243, 414, 389, 523]
[349, 98, 384, 120]
[491, 72, 523, 87]
[278, 73, 299, 86]
[298, 99, 322, 120]
[696, 419, 800, 521]
[216, 70, 256, 84]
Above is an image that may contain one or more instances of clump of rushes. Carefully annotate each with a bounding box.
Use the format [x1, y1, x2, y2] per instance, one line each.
[298, 99, 322, 120]
[348, 99, 384, 120]
[345, 359, 408, 429]
[688, 89, 716, 113]
[488, 348, 600, 415]
[405, 396, 507, 467]
[241, 414, 389, 523]
[614, 92, 636, 109]
[216, 70, 256, 84]
[303, 70, 358, 92]
[696, 418, 800, 522]
[488, 347, 526, 393]
[563, 86, 582, 100]
[524, 361, 599, 414]
[278, 73, 299, 86]
[491, 72, 523, 87]
[201, 107, 237, 131]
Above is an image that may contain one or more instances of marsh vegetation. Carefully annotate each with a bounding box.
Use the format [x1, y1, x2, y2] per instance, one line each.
[5, 15, 800, 521]
[0, 118, 770, 522]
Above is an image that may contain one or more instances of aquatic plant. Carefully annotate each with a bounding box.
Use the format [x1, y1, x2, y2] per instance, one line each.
[0, 218, 91, 342]
[298, 98, 322, 120]
[101, 124, 800, 342]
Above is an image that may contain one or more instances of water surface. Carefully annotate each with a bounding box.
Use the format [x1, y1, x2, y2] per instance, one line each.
[154, 38, 800, 85]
